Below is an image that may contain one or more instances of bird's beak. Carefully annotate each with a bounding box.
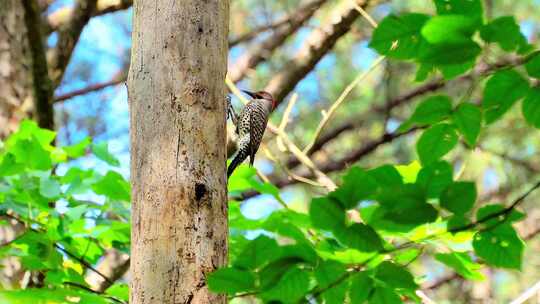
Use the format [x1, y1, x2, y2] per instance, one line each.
[241, 90, 256, 98]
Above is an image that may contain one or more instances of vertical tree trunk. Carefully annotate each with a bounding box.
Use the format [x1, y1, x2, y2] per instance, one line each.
[0, 1, 35, 288]
[128, 1, 229, 304]
[0, 0, 34, 138]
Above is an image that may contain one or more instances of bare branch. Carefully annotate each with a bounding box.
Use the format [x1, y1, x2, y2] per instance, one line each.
[303, 55, 385, 153]
[265, 0, 374, 105]
[48, 0, 98, 86]
[228, 0, 328, 83]
[229, 0, 325, 47]
[22, 0, 55, 129]
[85, 249, 129, 292]
[54, 75, 126, 102]
[46, 0, 132, 34]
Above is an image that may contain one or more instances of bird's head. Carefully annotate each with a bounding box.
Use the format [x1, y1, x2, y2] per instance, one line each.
[242, 90, 277, 111]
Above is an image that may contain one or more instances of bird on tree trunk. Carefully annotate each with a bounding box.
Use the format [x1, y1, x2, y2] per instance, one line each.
[227, 90, 276, 178]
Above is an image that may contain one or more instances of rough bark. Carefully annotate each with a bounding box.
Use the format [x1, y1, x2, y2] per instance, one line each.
[0, 0, 34, 138]
[0, 2, 37, 287]
[128, 1, 229, 304]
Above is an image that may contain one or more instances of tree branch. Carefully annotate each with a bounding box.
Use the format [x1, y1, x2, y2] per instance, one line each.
[229, 0, 328, 83]
[265, 0, 374, 105]
[46, 0, 132, 34]
[48, 0, 98, 87]
[54, 75, 126, 102]
[85, 249, 129, 292]
[229, 0, 324, 48]
[22, 0, 55, 130]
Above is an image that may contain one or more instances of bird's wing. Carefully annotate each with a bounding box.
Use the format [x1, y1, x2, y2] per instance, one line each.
[249, 102, 267, 166]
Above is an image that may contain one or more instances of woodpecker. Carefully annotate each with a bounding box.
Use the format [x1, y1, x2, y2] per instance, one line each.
[227, 90, 276, 178]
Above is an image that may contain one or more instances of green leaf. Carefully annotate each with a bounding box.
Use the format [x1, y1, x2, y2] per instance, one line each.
[309, 197, 345, 231]
[379, 203, 439, 228]
[369, 13, 430, 59]
[377, 183, 426, 210]
[394, 248, 422, 265]
[367, 165, 403, 187]
[395, 161, 422, 183]
[278, 244, 319, 265]
[92, 141, 120, 166]
[63, 137, 91, 158]
[447, 214, 470, 232]
[453, 103, 482, 146]
[419, 40, 481, 65]
[440, 182, 476, 214]
[234, 235, 280, 270]
[0, 153, 24, 177]
[375, 184, 438, 227]
[228, 165, 256, 192]
[321, 280, 348, 304]
[480, 16, 530, 52]
[11, 136, 52, 170]
[39, 177, 62, 199]
[402, 95, 453, 129]
[330, 167, 378, 208]
[433, 0, 484, 26]
[65, 205, 88, 221]
[7, 120, 56, 147]
[334, 223, 384, 252]
[207, 267, 256, 294]
[0, 289, 109, 304]
[476, 204, 525, 228]
[262, 266, 310, 303]
[258, 258, 297, 290]
[374, 261, 418, 290]
[370, 287, 402, 304]
[483, 69, 529, 123]
[315, 260, 346, 289]
[417, 161, 453, 199]
[439, 60, 475, 80]
[422, 15, 478, 44]
[522, 87, 540, 128]
[435, 252, 485, 280]
[473, 224, 524, 269]
[350, 272, 374, 303]
[417, 123, 458, 165]
[107, 283, 129, 301]
[525, 52, 540, 78]
[91, 171, 130, 201]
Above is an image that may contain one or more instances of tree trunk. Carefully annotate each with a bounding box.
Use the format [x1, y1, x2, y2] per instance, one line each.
[0, 0, 34, 138]
[128, 1, 229, 304]
[0, 1, 36, 289]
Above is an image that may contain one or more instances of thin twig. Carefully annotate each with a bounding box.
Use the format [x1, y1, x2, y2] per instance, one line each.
[226, 75, 337, 191]
[277, 93, 298, 152]
[354, 3, 378, 28]
[302, 55, 385, 153]
[63, 282, 126, 304]
[1, 212, 114, 286]
[510, 280, 540, 304]
[54, 76, 126, 102]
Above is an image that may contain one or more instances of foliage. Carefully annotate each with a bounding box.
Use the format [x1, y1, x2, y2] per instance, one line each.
[208, 0, 539, 302]
[0, 121, 130, 303]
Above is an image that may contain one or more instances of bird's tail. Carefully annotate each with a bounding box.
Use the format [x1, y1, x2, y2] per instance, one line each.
[227, 150, 248, 178]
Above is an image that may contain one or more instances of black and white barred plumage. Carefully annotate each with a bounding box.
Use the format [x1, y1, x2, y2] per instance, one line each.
[227, 91, 276, 178]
